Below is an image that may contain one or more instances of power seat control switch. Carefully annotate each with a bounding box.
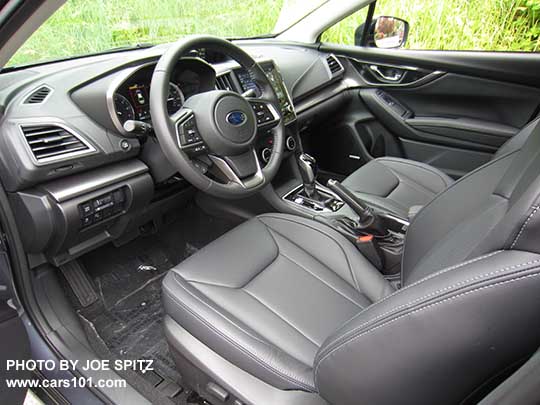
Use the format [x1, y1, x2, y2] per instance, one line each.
[78, 188, 126, 229]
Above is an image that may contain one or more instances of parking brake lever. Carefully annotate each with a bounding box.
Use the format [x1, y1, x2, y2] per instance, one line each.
[326, 179, 386, 236]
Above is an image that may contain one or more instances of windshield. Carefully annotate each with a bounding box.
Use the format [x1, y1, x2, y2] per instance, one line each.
[7, 0, 327, 68]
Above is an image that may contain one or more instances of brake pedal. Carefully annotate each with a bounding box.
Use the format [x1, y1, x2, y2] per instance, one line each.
[59, 260, 98, 307]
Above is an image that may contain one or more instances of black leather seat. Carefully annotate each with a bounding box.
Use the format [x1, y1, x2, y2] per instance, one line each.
[342, 121, 536, 218]
[342, 157, 453, 218]
[163, 118, 540, 405]
[162, 214, 393, 392]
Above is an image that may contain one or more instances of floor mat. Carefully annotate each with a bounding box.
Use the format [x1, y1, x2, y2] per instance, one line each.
[66, 203, 239, 402]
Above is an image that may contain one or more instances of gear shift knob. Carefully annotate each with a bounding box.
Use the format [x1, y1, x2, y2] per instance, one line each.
[298, 153, 318, 198]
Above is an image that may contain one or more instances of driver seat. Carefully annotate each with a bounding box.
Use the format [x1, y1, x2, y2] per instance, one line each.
[163, 119, 540, 405]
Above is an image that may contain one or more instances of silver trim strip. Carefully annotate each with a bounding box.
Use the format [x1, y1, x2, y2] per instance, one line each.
[282, 184, 343, 213]
[209, 149, 264, 189]
[18, 122, 97, 165]
[174, 109, 204, 151]
[42, 160, 149, 202]
[380, 212, 410, 228]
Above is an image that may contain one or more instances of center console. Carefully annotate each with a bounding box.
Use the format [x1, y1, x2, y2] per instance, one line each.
[273, 152, 408, 275]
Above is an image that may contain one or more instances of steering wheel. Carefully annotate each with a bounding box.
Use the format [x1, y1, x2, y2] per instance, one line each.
[150, 35, 285, 199]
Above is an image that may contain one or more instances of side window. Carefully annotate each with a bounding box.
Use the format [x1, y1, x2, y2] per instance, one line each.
[321, 1, 539, 52]
[320, 8, 369, 45]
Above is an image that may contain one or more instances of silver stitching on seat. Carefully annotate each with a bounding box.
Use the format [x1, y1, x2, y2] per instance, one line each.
[319, 251, 503, 353]
[314, 270, 540, 384]
[164, 274, 313, 390]
[510, 205, 540, 248]
[259, 214, 363, 293]
[318, 256, 539, 359]
[163, 286, 316, 391]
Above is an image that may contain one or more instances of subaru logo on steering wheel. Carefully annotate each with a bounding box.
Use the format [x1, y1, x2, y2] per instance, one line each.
[226, 110, 247, 126]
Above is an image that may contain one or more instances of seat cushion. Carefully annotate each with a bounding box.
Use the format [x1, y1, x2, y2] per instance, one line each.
[162, 213, 393, 391]
[342, 157, 454, 218]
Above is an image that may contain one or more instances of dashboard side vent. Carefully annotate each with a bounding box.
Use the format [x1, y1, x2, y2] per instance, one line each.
[24, 86, 52, 104]
[326, 55, 344, 76]
[215, 73, 234, 91]
[20, 124, 94, 162]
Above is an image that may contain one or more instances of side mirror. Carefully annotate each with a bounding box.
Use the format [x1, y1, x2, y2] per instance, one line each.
[355, 16, 409, 49]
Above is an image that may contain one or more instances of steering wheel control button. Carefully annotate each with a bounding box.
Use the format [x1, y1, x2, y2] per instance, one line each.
[177, 115, 206, 154]
[250, 101, 277, 126]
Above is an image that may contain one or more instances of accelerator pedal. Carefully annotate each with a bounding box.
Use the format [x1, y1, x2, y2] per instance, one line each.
[59, 260, 98, 307]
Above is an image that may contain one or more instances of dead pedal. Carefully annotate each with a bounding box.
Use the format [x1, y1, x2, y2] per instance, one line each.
[59, 260, 98, 307]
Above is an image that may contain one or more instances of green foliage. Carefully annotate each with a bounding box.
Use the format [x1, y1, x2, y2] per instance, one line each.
[7, 0, 539, 67]
[8, 0, 284, 67]
[322, 0, 540, 51]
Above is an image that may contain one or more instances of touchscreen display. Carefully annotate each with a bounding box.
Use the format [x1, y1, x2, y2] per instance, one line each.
[235, 63, 296, 124]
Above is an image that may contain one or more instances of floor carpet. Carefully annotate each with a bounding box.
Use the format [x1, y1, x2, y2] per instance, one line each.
[64, 202, 240, 404]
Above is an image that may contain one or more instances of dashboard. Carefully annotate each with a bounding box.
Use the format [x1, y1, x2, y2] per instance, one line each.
[0, 40, 347, 267]
[107, 57, 297, 138]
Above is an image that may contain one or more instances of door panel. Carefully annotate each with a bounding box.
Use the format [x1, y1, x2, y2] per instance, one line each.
[318, 45, 540, 178]
[400, 139, 492, 179]
[323, 46, 540, 88]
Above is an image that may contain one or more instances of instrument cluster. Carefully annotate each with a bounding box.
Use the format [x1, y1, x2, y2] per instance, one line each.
[113, 81, 184, 124]
[110, 58, 217, 132]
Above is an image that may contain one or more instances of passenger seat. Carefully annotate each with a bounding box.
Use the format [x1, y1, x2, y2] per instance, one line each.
[342, 119, 538, 219]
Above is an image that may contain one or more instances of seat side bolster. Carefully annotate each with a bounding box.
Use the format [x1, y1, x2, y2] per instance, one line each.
[175, 217, 279, 288]
[162, 270, 317, 392]
[314, 250, 540, 405]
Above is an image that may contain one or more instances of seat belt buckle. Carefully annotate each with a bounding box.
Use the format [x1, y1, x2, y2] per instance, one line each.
[355, 234, 384, 269]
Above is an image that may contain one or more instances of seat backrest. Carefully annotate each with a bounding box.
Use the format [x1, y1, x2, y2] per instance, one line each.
[314, 118, 540, 405]
[493, 118, 539, 159]
[402, 117, 540, 285]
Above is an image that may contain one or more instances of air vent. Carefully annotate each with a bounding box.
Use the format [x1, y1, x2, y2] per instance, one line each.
[215, 73, 234, 91]
[20, 124, 93, 162]
[24, 86, 52, 104]
[326, 55, 344, 75]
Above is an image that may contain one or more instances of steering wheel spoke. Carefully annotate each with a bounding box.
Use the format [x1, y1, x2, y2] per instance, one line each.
[247, 99, 281, 129]
[209, 148, 264, 189]
[173, 108, 209, 155]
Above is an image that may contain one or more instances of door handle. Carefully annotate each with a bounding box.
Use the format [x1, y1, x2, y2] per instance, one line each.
[368, 65, 403, 82]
